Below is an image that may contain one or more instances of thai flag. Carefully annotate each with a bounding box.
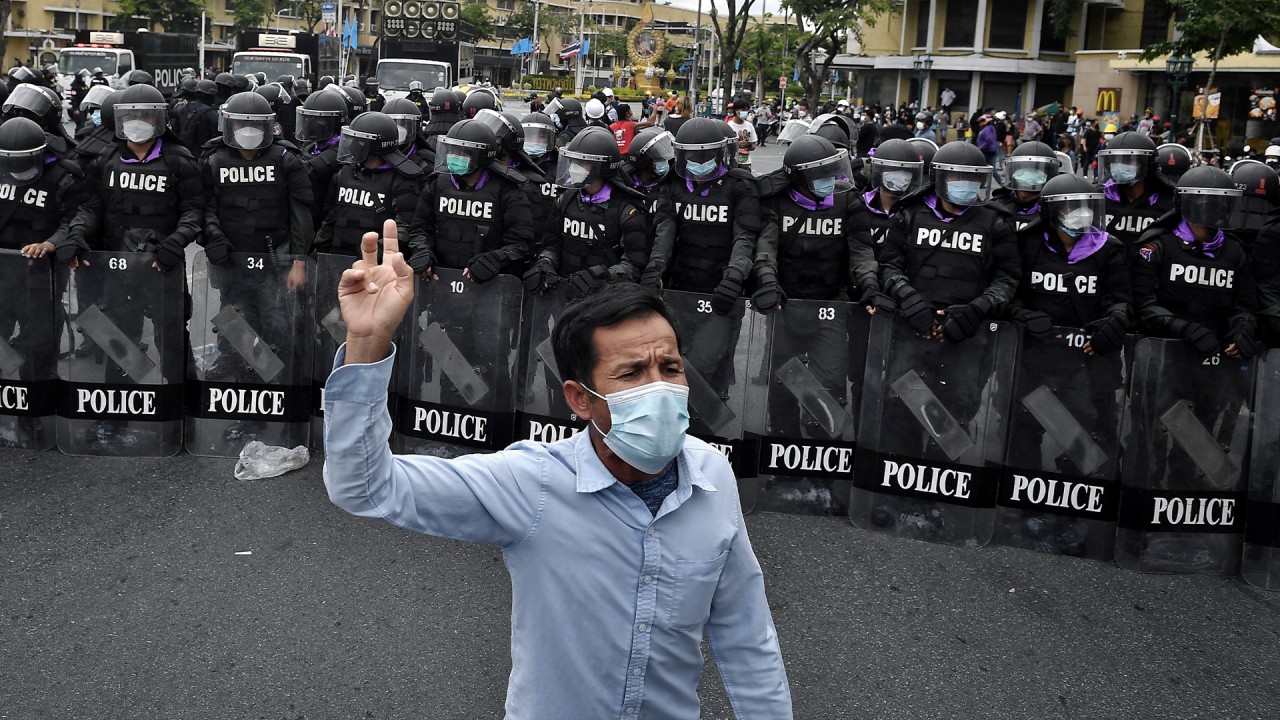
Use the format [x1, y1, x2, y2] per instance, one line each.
[559, 40, 582, 60]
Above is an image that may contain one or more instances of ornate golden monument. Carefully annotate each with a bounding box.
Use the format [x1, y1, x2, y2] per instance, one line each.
[626, 2, 665, 94]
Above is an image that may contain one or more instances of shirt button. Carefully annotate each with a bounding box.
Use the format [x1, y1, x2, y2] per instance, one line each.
[637, 623, 648, 633]
[632, 667, 642, 676]
[642, 575, 653, 584]
[626, 707, 635, 714]
[647, 527, 655, 535]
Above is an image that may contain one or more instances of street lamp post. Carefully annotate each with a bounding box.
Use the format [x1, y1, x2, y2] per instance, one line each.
[912, 53, 932, 110]
[1165, 55, 1193, 142]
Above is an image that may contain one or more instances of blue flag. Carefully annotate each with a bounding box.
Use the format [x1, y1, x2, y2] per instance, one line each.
[581, 39, 590, 57]
[792, 66, 799, 82]
[510, 38, 530, 55]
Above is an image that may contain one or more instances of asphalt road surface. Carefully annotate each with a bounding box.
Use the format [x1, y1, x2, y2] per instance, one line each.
[3, 450, 1278, 719]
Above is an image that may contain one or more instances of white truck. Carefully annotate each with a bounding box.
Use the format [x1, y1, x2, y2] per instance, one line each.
[57, 30, 198, 95]
[376, 58, 452, 102]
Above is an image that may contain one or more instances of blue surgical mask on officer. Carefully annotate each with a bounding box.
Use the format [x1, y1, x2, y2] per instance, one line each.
[524, 141, 547, 157]
[946, 180, 982, 205]
[686, 159, 718, 179]
[812, 176, 838, 198]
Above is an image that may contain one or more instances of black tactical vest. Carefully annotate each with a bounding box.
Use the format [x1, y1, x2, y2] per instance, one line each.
[100, 146, 185, 250]
[1019, 233, 1120, 325]
[1106, 188, 1174, 251]
[667, 175, 740, 293]
[431, 172, 507, 269]
[899, 203, 1005, 306]
[773, 193, 849, 301]
[1147, 231, 1247, 335]
[555, 191, 628, 276]
[329, 166, 400, 255]
[208, 143, 291, 252]
[0, 160, 73, 248]
[304, 142, 340, 224]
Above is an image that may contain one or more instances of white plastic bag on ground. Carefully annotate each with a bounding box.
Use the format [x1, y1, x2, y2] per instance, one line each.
[234, 441, 310, 480]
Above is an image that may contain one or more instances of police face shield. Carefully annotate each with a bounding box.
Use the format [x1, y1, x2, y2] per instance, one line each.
[337, 125, 380, 165]
[114, 104, 167, 143]
[520, 122, 555, 157]
[1097, 150, 1151, 185]
[636, 131, 675, 177]
[554, 148, 608, 189]
[2, 84, 55, 122]
[933, 164, 994, 207]
[80, 84, 114, 112]
[434, 135, 487, 176]
[1004, 156, 1058, 193]
[793, 149, 855, 198]
[674, 140, 725, 180]
[473, 109, 516, 148]
[544, 98, 565, 128]
[1041, 192, 1107, 238]
[386, 114, 419, 146]
[1178, 187, 1242, 229]
[870, 158, 923, 197]
[295, 106, 343, 142]
[221, 111, 275, 151]
[0, 145, 45, 186]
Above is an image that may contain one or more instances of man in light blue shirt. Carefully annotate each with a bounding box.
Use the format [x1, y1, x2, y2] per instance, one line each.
[323, 220, 792, 719]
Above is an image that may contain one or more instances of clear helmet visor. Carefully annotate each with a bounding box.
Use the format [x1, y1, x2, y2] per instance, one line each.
[521, 124, 555, 156]
[869, 159, 922, 196]
[0, 149, 45, 186]
[1097, 151, 1151, 185]
[387, 115, 419, 146]
[794, 150, 855, 197]
[1004, 156, 1059, 192]
[554, 152, 607, 189]
[1178, 189, 1242, 229]
[337, 127, 379, 165]
[776, 119, 811, 144]
[114, 104, 168, 142]
[295, 108, 342, 142]
[2, 84, 55, 118]
[434, 136, 486, 175]
[933, 165, 994, 207]
[1041, 193, 1107, 237]
[473, 109, 516, 145]
[221, 113, 275, 150]
[636, 131, 675, 163]
[673, 143, 725, 180]
[80, 84, 114, 111]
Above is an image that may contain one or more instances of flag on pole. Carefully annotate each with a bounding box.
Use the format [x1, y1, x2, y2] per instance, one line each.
[559, 40, 583, 60]
[510, 38, 531, 55]
[580, 39, 590, 57]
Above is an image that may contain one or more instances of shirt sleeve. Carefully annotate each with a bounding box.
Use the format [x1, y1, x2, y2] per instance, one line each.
[322, 344, 543, 548]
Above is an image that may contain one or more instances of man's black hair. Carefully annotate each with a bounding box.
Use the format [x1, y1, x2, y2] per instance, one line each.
[551, 282, 681, 387]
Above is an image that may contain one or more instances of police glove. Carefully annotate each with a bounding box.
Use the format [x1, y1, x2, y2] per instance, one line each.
[751, 271, 785, 313]
[467, 250, 506, 283]
[203, 233, 233, 265]
[1173, 319, 1220, 357]
[407, 249, 436, 275]
[710, 266, 745, 315]
[55, 235, 91, 265]
[942, 303, 984, 342]
[896, 290, 936, 333]
[521, 258, 559, 293]
[153, 236, 187, 272]
[1011, 307, 1054, 339]
[1227, 325, 1263, 360]
[1085, 314, 1126, 355]
[639, 259, 666, 289]
[858, 286, 895, 313]
[568, 265, 610, 297]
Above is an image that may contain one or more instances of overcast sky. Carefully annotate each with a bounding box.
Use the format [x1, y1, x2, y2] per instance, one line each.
[661, 0, 790, 21]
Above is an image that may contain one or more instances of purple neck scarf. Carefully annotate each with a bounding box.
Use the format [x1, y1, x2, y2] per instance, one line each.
[788, 187, 833, 211]
[1103, 178, 1160, 206]
[685, 164, 728, 196]
[451, 169, 490, 191]
[311, 134, 340, 154]
[1044, 228, 1108, 264]
[1174, 219, 1224, 258]
[923, 192, 969, 223]
[121, 138, 163, 164]
[580, 183, 613, 204]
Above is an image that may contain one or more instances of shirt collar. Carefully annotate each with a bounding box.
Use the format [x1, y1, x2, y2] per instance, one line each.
[121, 138, 163, 164]
[572, 430, 717, 495]
[451, 168, 490, 190]
[788, 186, 833, 210]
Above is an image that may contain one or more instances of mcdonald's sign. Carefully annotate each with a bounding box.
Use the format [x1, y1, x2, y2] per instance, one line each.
[1097, 88, 1121, 114]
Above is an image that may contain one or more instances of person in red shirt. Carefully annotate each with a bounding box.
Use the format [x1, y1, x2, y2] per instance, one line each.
[610, 103, 638, 153]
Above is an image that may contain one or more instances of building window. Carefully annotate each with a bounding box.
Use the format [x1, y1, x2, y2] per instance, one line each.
[987, 0, 1027, 50]
[497, 0, 515, 10]
[943, 0, 977, 48]
[1040, 0, 1067, 53]
[226, 0, 236, 12]
[914, 0, 930, 48]
[52, 11, 77, 29]
[1140, 0, 1171, 47]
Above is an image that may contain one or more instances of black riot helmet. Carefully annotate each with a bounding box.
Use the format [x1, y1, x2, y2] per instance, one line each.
[473, 108, 523, 156]
[673, 117, 728, 180]
[1005, 140, 1059, 193]
[276, 74, 295, 91]
[220, 91, 275, 151]
[7, 65, 41, 86]
[555, 126, 622, 189]
[0, 117, 48, 186]
[1097, 130, 1157, 186]
[1176, 165, 1241, 229]
[2, 83, 56, 122]
[214, 72, 237, 96]
[296, 88, 348, 142]
[295, 77, 312, 99]
[80, 84, 114, 112]
[553, 97, 583, 128]
[783, 134, 855, 198]
[229, 74, 253, 94]
[627, 126, 675, 180]
[428, 86, 461, 120]
[434, 118, 499, 176]
[1039, 174, 1106, 238]
[338, 111, 401, 165]
[1156, 142, 1194, 182]
[930, 140, 993, 207]
[253, 82, 286, 110]
[318, 75, 335, 90]
[869, 138, 924, 196]
[808, 113, 856, 151]
[112, 83, 168, 143]
[125, 69, 155, 87]
[193, 79, 218, 102]
[462, 89, 497, 119]
[177, 77, 198, 98]
[99, 90, 122, 130]
[254, 72, 268, 88]
[1230, 158, 1279, 206]
[520, 111, 556, 158]
[904, 136, 937, 178]
[382, 97, 422, 147]
[363, 77, 379, 94]
[331, 84, 367, 117]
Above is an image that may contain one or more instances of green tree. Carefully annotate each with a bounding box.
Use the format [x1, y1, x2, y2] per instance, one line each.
[741, 19, 788, 98]
[506, 2, 577, 68]
[296, 0, 326, 33]
[1139, 0, 1280, 149]
[783, 0, 893, 109]
[461, 2, 496, 44]
[230, 0, 271, 35]
[116, 0, 206, 32]
[709, 0, 757, 95]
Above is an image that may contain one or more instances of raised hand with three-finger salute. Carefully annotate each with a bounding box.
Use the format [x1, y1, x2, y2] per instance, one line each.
[338, 219, 415, 365]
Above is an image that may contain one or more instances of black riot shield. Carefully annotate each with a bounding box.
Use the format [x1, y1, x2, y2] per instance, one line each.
[186, 251, 315, 456]
[0, 250, 57, 450]
[311, 253, 351, 449]
[851, 315, 1018, 546]
[56, 251, 185, 456]
[665, 291, 763, 511]
[994, 329, 1129, 561]
[391, 268, 523, 458]
[1244, 349, 1280, 590]
[1117, 339, 1254, 574]
[744, 299, 867, 516]
[515, 286, 585, 445]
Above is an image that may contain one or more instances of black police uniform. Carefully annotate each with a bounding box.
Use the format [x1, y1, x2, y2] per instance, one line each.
[176, 99, 219, 152]
[302, 137, 342, 228]
[1100, 178, 1176, 254]
[315, 159, 421, 256]
[862, 188, 907, 259]
[1252, 220, 1280, 345]
[409, 167, 534, 275]
[533, 184, 648, 295]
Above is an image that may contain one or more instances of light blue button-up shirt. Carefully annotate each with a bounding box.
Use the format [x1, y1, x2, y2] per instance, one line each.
[323, 346, 792, 720]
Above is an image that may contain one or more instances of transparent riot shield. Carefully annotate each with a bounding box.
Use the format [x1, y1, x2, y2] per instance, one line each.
[56, 251, 185, 456]
[186, 251, 315, 457]
[391, 268, 523, 457]
[514, 286, 586, 445]
[666, 291, 764, 512]
[311, 253, 351, 450]
[0, 250, 57, 450]
[744, 299, 867, 516]
[1244, 349, 1280, 590]
[994, 329, 1129, 561]
[851, 315, 1018, 546]
[1118, 338, 1255, 574]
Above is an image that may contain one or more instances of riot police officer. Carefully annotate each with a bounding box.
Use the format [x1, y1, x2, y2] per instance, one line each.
[295, 88, 348, 227]
[407, 119, 533, 281]
[363, 77, 386, 112]
[1156, 142, 1193, 183]
[1096, 131, 1176, 253]
[522, 127, 647, 297]
[462, 89, 497, 120]
[175, 79, 219, 152]
[880, 140, 1020, 341]
[622, 126, 675, 227]
[74, 85, 113, 144]
[995, 140, 1059, 233]
[862, 138, 924, 256]
[124, 69, 155, 87]
[314, 111, 423, 256]
[0, 117, 86, 261]
[382, 97, 429, 172]
[2, 83, 76, 156]
[1007, 174, 1132, 355]
[520, 111, 562, 237]
[422, 87, 463, 153]
[473, 108, 549, 236]
[406, 80, 429, 116]
[1227, 159, 1279, 246]
[254, 82, 295, 144]
[1132, 166, 1260, 358]
[549, 97, 587, 147]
